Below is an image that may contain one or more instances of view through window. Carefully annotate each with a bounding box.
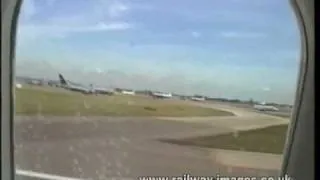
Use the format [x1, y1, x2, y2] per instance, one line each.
[15, 0, 300, 179]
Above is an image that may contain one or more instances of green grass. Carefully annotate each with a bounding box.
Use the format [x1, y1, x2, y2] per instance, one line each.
[160, 125, 288, 154]
[15, 87, 234, 117]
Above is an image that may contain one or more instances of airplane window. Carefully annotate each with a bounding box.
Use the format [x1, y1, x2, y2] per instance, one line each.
[14, 0, 300, 179]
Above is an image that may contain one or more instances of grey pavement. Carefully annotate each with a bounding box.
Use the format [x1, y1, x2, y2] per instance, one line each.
[156, 102, 289, 132]
[14, 114, 283, 180]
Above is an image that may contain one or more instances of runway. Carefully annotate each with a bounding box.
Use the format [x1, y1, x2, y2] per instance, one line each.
[14, 103, 289, 180]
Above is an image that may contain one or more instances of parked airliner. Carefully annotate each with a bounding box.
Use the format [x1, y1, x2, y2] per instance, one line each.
[190, 95, 206, 101]
[150, 91, 173, 99]
[58, 74, 114, 95]
[253, 102, 279, 111]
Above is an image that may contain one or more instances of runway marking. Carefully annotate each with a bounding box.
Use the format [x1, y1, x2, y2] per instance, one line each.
[16, 169, 86, 180]
[16, 169, 136, 180]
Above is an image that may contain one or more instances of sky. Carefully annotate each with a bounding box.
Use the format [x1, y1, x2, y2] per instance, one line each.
[16, 0, 300, 104]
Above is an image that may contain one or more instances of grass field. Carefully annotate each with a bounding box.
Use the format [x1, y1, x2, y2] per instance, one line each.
[160, 124, 288, 154]
[15, 86, 234, 117]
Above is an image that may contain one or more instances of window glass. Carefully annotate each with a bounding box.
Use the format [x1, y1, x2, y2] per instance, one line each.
[15, 0, 300, 179]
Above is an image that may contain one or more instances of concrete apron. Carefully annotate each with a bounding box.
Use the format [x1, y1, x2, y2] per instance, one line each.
[210, 148, 283, 172]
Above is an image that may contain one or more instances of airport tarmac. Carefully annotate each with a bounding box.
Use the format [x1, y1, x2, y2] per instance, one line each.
[14, 103, 289, 180]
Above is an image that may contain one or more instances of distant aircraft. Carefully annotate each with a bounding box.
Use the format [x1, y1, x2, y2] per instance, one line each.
[253, 102, 279, 111]
[121, 90, 135, 95]
[27, 79, 42, 86]
[190, 95, 206, 101]
[15, 83, 22, 89]
[150, 91, 172, 99]
[58, 74, 114, 95]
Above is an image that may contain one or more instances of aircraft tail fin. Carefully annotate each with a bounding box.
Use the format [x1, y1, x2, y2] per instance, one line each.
[58, 74, 68, 85]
